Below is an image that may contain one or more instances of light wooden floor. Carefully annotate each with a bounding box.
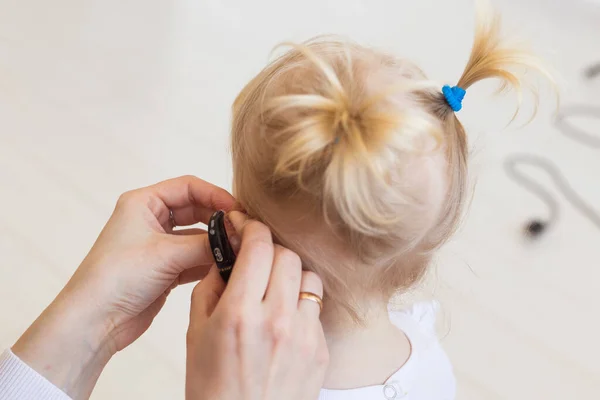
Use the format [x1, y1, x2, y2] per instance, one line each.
[1, 0, 599, 398]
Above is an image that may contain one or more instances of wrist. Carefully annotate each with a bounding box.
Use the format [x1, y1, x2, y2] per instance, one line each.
[12, 290, 115, 400]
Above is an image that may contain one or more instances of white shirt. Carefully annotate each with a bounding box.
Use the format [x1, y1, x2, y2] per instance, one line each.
[0, 302, 454, 400]
[318, 302, 456, 400]
[0, 350, 70, 400]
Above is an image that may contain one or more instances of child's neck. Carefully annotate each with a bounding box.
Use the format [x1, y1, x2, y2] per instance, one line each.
[320, 298, 411, 390]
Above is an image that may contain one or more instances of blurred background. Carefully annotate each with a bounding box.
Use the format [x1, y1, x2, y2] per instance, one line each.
[0, 0, 598, 398]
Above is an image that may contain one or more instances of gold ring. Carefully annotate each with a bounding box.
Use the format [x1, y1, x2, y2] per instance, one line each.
[298, 292, 323, 311]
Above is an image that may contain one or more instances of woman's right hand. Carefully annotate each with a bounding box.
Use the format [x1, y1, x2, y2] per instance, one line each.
[185, 211, 329, 400]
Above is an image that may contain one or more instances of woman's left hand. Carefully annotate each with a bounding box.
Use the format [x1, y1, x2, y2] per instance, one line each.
[12, 175, 235, 400]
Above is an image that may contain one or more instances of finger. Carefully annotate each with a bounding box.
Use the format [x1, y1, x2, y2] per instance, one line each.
[144, 176, 236, 229]
[164, 233, 214, 273]
[265, 246, 302, 313]
[168, 207, 213, 231]
[297, 271, 324, 318]
[223, 211, 274, 302]
[189, 266, 226, 326]
[225, 210, 250, 232]
[178, 264, 212, 286]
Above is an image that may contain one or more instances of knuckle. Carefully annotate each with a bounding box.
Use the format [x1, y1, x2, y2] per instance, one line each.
[277, 247, 301, 266]
[220, 305, 253, 336]
[266, 316, 292, 344]
[222, 305, 243, 326]
[299, 337, 318, 359]
[116, 190, 136, 207]
[177, 175, 199, 188]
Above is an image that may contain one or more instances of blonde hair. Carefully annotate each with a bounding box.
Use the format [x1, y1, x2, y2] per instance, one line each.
[230, 3, 552, 320]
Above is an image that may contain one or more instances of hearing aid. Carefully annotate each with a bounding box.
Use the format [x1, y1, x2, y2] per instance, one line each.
[208, 210, 237, 282]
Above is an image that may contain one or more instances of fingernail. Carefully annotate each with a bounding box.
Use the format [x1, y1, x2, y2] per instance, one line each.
[224, 213, 235, 232]
[228, 234, 241, 253]
[224, 214, 241, 253]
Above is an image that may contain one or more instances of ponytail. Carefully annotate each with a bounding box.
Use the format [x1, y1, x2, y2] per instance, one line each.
[427, 0, 555, 249]
[447, 0, 554, 120]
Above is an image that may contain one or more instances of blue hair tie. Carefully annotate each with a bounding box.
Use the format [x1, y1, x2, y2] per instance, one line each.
[442, 85, 466, 112]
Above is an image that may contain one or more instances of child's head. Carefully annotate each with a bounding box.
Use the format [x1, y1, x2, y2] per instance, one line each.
[230, 6, 549, 319]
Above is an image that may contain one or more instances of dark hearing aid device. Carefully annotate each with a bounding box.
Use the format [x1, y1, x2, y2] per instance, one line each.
[208, 210, 236, 282]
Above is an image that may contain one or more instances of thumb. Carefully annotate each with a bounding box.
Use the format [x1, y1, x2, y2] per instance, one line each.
[165, 232, 214, 273]
[189, 266, 226, 327]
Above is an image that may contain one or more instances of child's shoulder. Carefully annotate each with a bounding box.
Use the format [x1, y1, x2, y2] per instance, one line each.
[390, 300, 440, 335]
[389, 301, 440, 340]
[386, 301, 456, 399]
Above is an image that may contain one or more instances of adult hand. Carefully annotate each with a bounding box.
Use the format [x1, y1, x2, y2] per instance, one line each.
[186, 212, 329, 400]
[12, 176, 235, 400]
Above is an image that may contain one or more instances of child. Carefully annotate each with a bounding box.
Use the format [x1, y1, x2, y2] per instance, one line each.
[229, 3, 549, 399]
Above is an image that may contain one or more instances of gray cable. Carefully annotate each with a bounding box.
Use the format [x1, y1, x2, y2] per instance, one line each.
[585, 63, 600, 79]
[504, 105, 600, 232]
[555, 105, 600, 149]
[504, 155, 561, 226]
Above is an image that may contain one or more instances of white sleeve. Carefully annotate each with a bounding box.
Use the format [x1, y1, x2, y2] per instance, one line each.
[0, 349, 72, 400]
